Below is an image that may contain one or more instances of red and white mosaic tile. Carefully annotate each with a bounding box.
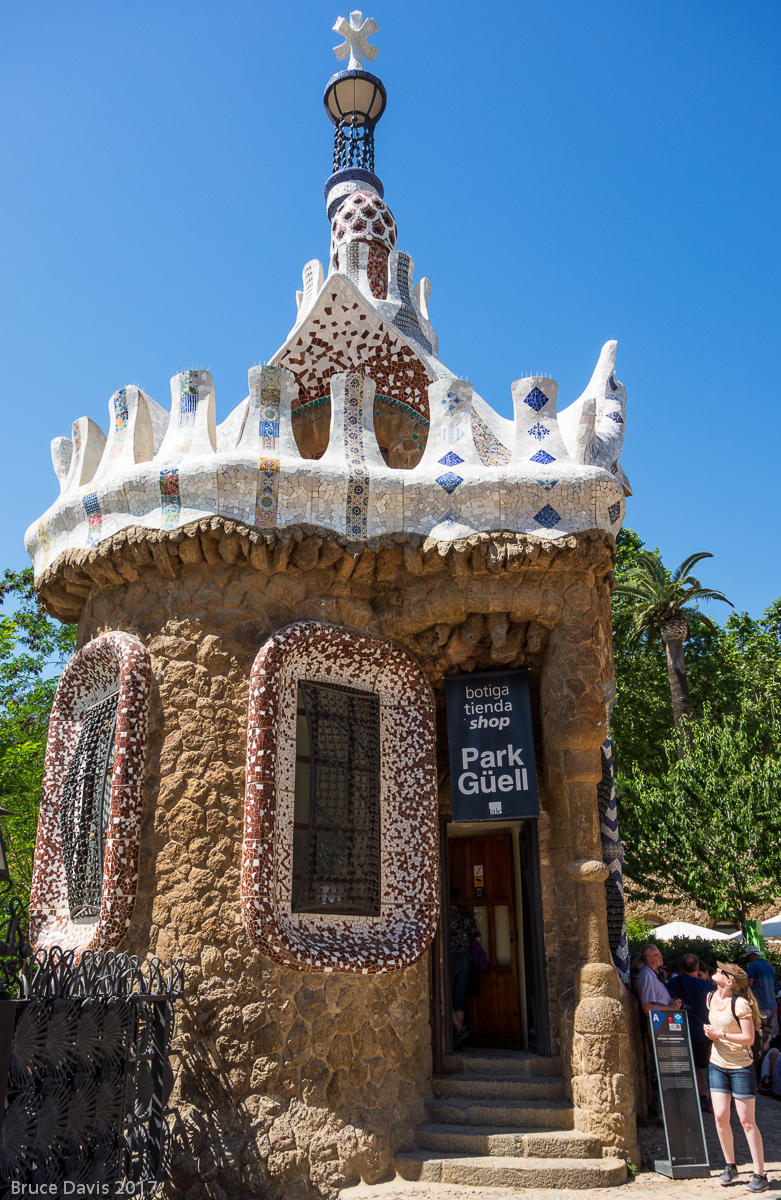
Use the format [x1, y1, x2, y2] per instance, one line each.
[242, 621, 440, 973]
[29, 632, 151, 955]
[330, 189, 397, 264]
[277, 285, 433, 419]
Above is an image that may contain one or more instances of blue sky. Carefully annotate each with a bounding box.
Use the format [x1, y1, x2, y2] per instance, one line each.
[2, 1, 779, 618]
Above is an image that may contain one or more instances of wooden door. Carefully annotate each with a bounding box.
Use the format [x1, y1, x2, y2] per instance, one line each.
[448, 832, 522, 1048]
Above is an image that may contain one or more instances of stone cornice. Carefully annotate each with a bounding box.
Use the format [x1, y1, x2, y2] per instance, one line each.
[37, 517, 616, 623]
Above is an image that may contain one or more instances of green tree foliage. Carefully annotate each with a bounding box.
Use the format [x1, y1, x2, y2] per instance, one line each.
[721, 599, 781, 717]
[0, 569, 76, 908]
[619, 700, 781, 931]
[611, 530, 732, 778]
[613, 543, 732, 730]
[625, 912, 654, 944]
[613, 537, 781, 927]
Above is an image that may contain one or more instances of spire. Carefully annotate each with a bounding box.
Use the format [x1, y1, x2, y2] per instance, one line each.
[323, 10, 387, 221]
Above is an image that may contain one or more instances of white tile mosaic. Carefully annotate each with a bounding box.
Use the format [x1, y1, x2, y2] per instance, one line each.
[25, 225, 629, 573]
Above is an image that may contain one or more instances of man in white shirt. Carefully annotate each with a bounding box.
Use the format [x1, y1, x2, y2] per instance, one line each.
[635, 944, 683, 1014]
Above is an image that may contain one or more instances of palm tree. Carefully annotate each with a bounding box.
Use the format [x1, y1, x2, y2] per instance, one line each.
[613, 550, 733, 731]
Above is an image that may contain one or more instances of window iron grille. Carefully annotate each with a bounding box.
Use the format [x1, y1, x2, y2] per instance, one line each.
[293, 680, 381, 917]
[60, 691, 119, 923]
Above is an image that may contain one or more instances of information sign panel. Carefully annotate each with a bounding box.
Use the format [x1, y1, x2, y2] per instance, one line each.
[649, 1010, 710, 1178]
[446, 670, 539, 823]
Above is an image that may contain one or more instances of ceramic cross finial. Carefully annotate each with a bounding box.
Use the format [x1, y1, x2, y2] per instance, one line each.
[332, 11, 379, 71]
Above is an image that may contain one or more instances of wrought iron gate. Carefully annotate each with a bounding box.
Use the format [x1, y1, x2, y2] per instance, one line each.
[0, 900, 183, 1193]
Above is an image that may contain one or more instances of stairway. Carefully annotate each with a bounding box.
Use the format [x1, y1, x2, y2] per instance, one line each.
[394, 1049, 627, 1189]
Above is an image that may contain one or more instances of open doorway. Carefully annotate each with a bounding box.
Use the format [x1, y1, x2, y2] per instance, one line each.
[442, 821, 549, 1055]
[449, 830, 521, 1047]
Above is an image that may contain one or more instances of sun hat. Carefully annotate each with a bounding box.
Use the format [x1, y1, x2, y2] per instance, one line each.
[717, 961, 749, 985]
[746, 945, 765, 958]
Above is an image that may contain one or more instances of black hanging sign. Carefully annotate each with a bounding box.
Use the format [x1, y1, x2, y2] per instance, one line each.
[446, 669, 539, 823]
[649, 1010, 710, 1178]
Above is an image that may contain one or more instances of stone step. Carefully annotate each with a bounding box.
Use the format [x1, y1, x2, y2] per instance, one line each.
[394, 1151, 627, 1188]
[415, 1122, 603, 1159]
[433, 1073, 566, 1101]
[426, 1096, 574, 1129]
[443, 1050, 563, 1077]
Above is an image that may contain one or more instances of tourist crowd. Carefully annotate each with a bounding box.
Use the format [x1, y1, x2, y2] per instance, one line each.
[631, 943, 780, 1193]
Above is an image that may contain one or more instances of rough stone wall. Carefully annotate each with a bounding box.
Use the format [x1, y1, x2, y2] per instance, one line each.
[78, 571, 430, 1198]
[36, 518, 639, 1193]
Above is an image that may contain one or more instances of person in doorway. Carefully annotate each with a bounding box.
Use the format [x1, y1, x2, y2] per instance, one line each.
[703, 961, 768, 1192]
[634, 944, 682, 1014]
[669, 952, 715, 1110]
[448, 887, 481, 1048]
[746, 947, 778, 1060]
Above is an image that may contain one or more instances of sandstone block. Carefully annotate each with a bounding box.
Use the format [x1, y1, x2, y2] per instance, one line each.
[575, 1033, 624, 1075]
[283, 1020, 312, 1063]
[250, 1019, 282, 1056]
[572, 1071, 610, 1111]
[196, 634, 231, 673]
[147, 633, 197, 661]
[577, 962, 623, 1000]
[574, 996, 627, 1035]
[574, 1107, 636, 1149]
[327, 1032, 354, 1071]
[249, 1057, 280, 1091]
[612, 1072, 635, 1111]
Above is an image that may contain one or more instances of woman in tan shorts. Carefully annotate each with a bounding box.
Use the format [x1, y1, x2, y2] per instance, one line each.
[703, 961, 767, 1192]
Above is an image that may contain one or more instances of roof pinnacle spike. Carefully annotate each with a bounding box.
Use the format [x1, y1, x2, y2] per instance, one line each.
[323, 11, 387, 222]
[332, 11, 379, 70]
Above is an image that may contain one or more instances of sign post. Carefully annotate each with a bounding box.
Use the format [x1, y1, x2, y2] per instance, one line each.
[445, 670, 539, 823]
[649, 1010, 710, 1178]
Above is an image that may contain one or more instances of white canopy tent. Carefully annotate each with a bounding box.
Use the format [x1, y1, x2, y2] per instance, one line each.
[759, 914, 781, 940]
[651, 921, 731, 941]
[726, 915, 781, 942]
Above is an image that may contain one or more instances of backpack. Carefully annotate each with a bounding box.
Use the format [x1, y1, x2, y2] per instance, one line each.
[731, 995, 757, 1045]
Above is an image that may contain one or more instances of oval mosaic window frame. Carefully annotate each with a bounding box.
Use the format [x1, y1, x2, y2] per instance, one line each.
[242, 621, 439, 972]
[29, 632, 151, 954]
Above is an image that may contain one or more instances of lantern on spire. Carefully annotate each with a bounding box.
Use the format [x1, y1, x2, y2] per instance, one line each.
[323, 11, 387, 220]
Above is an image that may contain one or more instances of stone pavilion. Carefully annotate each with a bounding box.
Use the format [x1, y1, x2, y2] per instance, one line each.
[26, 11, 640, 1197]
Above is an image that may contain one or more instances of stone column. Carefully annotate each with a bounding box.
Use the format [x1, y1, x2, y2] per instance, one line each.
[540, 595, 639, 1161]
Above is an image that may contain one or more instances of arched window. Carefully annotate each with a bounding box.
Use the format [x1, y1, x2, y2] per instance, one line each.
[243, 621, 439, 972]
[30, 633, 151, 953]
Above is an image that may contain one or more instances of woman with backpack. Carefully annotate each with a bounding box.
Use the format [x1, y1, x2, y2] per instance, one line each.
[703, 961, 768, 1193]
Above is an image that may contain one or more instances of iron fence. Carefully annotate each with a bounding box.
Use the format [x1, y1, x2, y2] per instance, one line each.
[0, 899, 184, 1194]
